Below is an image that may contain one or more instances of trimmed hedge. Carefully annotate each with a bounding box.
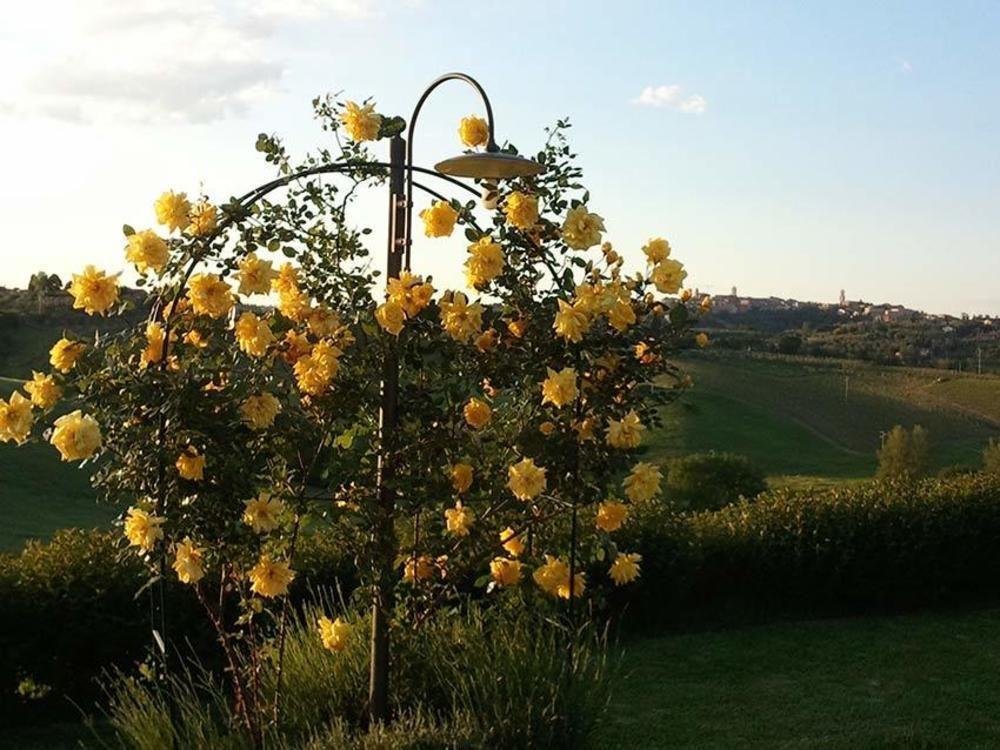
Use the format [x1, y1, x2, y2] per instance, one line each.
[664, 452, 768, 511]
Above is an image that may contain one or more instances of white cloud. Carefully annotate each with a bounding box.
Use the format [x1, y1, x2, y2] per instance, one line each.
[632, 84, 707, 114]
[0, 0, 381, 124]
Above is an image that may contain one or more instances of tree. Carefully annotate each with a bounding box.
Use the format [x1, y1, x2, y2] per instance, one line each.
[877, 425, 931, 480]
[27, 272, 63, 313]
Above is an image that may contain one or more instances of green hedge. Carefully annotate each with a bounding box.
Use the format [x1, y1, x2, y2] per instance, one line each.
[620, 473, 1000, 623]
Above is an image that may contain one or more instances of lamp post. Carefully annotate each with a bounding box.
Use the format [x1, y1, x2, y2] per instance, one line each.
[368, 73, 543, 723]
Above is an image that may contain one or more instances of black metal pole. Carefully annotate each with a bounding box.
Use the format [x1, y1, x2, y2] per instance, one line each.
[369, 134, 406, 724]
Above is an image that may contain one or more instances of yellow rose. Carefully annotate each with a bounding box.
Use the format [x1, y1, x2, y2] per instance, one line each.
[464, 236, 505, 289]
[154, 190, 192, 232]
[387, 271, 434, 317]
[503, 191, 538, 230]
[573, 417, 597, 443]
[375, 300, 406, 336]
[186, 274, 234, 319]
[695, 332, 710, 348]
[186, 202, 218, 236]
[540, 366, 578, 408]
[294, 340, 341, 396]
[243, 492, 286, 533]
[0, 391, 33, 444]
[539, 421, 557, 436]
[458, 115, 489, 147]
[402, 555, 436, 583]
[126, 229, 170, 274]
[490, 557, 522, 587]
[596, 500, 628, 532]
[561, 205, 605, 250]
[237, 253, 279, 296]
[176, 448, 205, 481]
[507, 318, 528, 339]
[609, 552, 642, 586]
[318, 616, 351, 653]
[553, 299, 589, 342]
[420, 200, 459, 238]
[475, 329, 498, 352]
[451, 463, 473, 494]
[50, 338, 85, 374]
[249, 556, 295, 598]
[463, 398, 492, 429]
[69, 266, 119, 316]
[573, 282, 605, 316]
[533, 555, 585, 599]
[623, 462, 662, 503]
[23, 372, 61, 410]
[439, 291, 483, 343]
[307, 306, 342, 337]
[272, 263, 312, 322]
[607, 300, 636, 332]
[650, 259, 687, 295]
[642, 237, 671, 264]
[172, 538, 205, 584]
[499, 527, 525, 557]
[341, 100, 381, 142]
[606, 410, 644, 449]
[444, 501, 474, 537]
[139, 322, 167, 369]
[234, 312, 275, 358]
[124, 506, 165, 552]
[50, 410, 101, 461]
[507, 457, 546, 501]
[240, 393, 281, 430]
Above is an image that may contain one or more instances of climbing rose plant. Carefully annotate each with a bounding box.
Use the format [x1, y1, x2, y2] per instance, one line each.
[0, 93, 703, 730]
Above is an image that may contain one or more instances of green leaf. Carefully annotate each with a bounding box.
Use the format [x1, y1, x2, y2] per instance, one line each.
[122, 224, 135, 237]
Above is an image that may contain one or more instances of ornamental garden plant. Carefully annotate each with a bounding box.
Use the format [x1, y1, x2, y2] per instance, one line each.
[0, 88, 700, 743]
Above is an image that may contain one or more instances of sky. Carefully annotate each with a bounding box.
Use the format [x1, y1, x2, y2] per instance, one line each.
[1, 0, 998, 315]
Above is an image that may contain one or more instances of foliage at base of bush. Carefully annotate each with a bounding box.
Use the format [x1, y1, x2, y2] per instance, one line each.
[664, 452, 767, 511]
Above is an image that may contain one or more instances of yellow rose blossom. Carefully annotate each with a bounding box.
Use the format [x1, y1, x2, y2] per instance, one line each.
[341, 100, 381, 142]
[507, 457, 546, 501]
[375, 300, 406, 336]
[439, 291, 483, 343]
[561, 205, 605, 250]
[503, 191, 538, 230]
[458, 115, 489, 147]
[624, 462, 663, 503]
[172, 538, 205, 584]
[540, 366, 578, 408]
[243, 492, 286, 533]
[234, 312, 275, 358]
[294, 340, 340, 396]
[240, 393, 281, 430]
[318, 616, 351, 653]
[249, 556, 295, 598]
[307, 306, 341, 337]
[0, 391, 33, 444]
[69, 266, 119, 315]
[186, 201, 217, 236]
[507, 318, 528, 339]
[642, 237, 671, 264]
[176, 449, 205, 481]
[606, 410, 645, 449]
[573, 282, 604, 316]
[499, 527, 525, 557]
[282, 329, 313, 364]
[695, 332, 710, 348]
[539, 421, 557, 436]
[186, 274, 234, 319]
[272, 263, 312, 322]
[420, 200, 459, 238]
[184, 329, 209, 349]
[50, 410, 101, 461]
[607, 300, 636, 332]
[533, 555, 585, 599]
[139, 322, 168, 369]
[475, 329, 498, 352]
[23, 372, 61, 410]
[573, 417, 597, 443]
[650, 258, 687, 295]
[125, 229, 170, 274]
[123, 507, 165, 553]
[596, 500, 629, 532]
[387, 271, 434, 317]
[451, 463, 473, 494]
[463, 398, 492, 429]
[490, 557, 522, 587]
[402, 555, 436, 583]
[609, 552, 642, 586]
[464, 236, 505, 289]
[700, 295, 713, 311]
[154, 190, 192, 232]
[553, 299, 589, 342]
[50, 338, 85, 373]
[237, 253, 278, 296]
[444, 501, 474, 537]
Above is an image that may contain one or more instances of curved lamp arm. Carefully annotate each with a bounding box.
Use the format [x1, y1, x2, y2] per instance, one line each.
[404, 72, 496, 268]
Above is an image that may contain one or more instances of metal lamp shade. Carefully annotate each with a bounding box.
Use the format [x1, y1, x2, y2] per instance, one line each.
[434, 151, 545, 179]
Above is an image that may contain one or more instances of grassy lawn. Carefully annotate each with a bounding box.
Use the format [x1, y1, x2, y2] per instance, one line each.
[599, 608, 1000, 749]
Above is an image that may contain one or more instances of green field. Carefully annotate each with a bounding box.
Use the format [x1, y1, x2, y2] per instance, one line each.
[652, 352, 1000, 478]
[598, 607, 1000, 749]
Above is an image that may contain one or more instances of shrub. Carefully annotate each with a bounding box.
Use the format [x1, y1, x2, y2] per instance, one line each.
[665, 452, 767, 511]
[876, 424, 931, 480]
[984, 439, 1000, 475]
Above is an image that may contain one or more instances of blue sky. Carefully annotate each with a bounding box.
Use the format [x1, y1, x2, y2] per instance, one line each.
[1, 1, 998, 314]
